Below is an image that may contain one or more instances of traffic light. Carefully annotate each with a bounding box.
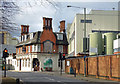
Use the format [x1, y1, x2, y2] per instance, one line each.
[3, 48, 9, 58]
[62, 53, 65, 60]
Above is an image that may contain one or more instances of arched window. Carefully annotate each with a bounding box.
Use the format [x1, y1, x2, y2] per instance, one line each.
[43, 41, 53, 52]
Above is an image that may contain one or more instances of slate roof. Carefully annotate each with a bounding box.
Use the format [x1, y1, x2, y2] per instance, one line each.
[16, 31, 68, 47]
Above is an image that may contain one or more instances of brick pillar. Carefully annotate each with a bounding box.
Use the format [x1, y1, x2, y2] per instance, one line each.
[109, 56, 112, 78]
[96, 56, 99, 78]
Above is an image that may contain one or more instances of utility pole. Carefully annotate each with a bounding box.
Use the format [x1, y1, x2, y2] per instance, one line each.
[83, 8, 87, 77]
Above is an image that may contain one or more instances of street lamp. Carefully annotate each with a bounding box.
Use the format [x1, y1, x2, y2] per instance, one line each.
[67, 5, 87, 77]
[67, 5, 86, 38]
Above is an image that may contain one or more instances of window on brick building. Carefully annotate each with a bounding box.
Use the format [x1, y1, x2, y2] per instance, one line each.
[58, 45, 63, 53]
[28, 46, 30, 52]
[24, 35, 27, 41]
[22, 46, 26, 53]
[57, 34, 63, 40]
[20, 47, 22, 54]
[44, 41, 53, 52]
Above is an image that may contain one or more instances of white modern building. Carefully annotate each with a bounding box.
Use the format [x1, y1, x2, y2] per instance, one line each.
[67, 10, 120, 55]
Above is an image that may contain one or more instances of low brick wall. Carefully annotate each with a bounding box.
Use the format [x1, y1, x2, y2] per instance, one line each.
[65, 55, 120, 81]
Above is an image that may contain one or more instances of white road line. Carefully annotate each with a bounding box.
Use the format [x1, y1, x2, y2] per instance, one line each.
[57, 81, 61, 82]
[44, 77, 55, 81]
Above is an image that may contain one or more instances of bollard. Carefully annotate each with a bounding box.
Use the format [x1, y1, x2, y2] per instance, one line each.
[16, 78, 20, 84]
[74, 68, 76, 77]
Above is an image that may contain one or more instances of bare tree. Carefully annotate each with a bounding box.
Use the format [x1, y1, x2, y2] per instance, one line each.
[0, 0, 19, 32]
[0, 0, 59, 36]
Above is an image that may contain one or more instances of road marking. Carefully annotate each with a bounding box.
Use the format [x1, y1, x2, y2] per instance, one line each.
[44, 77, 55, 81]
[57, 81, 61, 82]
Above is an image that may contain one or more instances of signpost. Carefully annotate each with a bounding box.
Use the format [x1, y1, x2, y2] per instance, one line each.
[84, 56, 87, 77]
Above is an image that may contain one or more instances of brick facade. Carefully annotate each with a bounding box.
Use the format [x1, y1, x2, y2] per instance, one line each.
[16, 17, 68, 55]
[65, 55, 120, 81]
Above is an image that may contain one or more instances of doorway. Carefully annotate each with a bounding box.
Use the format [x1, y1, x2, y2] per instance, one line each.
[33, 58, 39, 71]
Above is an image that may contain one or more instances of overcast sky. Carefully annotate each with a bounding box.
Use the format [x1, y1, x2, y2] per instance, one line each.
[12, 0, 119, 37]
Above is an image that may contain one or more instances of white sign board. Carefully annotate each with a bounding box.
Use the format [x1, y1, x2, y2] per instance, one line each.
[114, 39, 120, 49]
[90, 47, 98, 53]
[67, 61, 70, 66]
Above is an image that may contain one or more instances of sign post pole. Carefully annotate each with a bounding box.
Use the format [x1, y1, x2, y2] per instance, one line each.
[4, 57, 6, 77]
[84, 56, 86, 77]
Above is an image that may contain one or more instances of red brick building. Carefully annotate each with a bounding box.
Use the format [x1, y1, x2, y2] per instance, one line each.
[15, 17, 68, 71]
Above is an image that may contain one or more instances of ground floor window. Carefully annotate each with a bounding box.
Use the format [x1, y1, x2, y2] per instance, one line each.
[25, 59, 27, 67]
[28, 59, 30, 67]
[23, 59, 24, 67]
[17, 60, 19, 67]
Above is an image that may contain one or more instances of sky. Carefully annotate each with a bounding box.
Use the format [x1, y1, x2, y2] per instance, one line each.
[11, 0, 120, 37]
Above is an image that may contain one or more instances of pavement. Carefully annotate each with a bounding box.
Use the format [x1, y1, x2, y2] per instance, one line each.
[39, 71, 120, 83]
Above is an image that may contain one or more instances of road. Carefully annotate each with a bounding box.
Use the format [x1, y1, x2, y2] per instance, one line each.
[4, 71, 119, 84]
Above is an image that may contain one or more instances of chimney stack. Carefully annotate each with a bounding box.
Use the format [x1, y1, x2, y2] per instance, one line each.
[60, 20, 65, 33]
[21, 25, 29, 35]
[43, 17, 52, 30]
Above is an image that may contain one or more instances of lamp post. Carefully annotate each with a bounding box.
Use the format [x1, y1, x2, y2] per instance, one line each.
[67, 5, 86, 38]
[67, 5, 87, 77]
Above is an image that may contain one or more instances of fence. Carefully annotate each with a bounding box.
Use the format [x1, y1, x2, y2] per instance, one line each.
[65, 54, 120, 81]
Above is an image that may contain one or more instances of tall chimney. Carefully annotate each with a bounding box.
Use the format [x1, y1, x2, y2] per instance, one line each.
[43, 17, 52, 30]
[21, 25, 29, 35]
[60, 20, 65, 33]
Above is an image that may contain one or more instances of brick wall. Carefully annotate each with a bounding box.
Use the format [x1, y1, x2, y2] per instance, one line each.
[65, 55, 120, 81]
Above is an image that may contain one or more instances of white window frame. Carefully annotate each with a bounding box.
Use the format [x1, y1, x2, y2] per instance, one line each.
[30, 33, 33, 39]
[32, 45, 34, 52]
[19, 37, 21, 42]
[57, 34, 63, 40]
[24, 35, 27, 41]
[21, 36, 23, 41]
